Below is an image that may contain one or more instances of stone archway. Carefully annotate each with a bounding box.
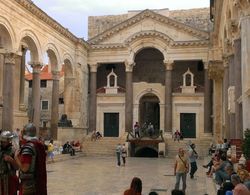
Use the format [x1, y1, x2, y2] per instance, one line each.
[139, 93, 160, 131]
[135, 146, 158, 157]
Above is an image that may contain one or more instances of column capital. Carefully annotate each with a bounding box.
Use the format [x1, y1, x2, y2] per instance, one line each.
[164, 60, 174, 70]
[4, 53, 16, 65]
[89, 64, 98, 73]
[124, 60, 135, 72]
[29, 62, 43, 73]
[203, 61, 209, 69]
[208, 60, 224, 80]
[52, 70, 61, 80]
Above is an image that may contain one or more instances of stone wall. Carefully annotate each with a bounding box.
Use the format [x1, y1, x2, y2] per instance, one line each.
[88, 8, 210, 39]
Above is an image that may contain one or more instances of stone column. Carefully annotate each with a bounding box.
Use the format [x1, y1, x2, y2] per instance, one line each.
[241, 15, 250, 131]
[31, 63, 42, 135]
[89, 64, 97, 132]
[19, 47, 27, 111]
[204, 64, 213, 133]
[2, 53, 15, 131]
[208, 61, 224, 140]
[228, 55, 236, 139]
[164, 61, 174, 132]
[223, 57, 230, 138]
[51, 71, 60, 140]
[234, 38, 243, 138]
[125, 61, 134, 132]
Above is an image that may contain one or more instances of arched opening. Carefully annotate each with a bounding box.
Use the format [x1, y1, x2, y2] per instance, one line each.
[135, 147, 158, 157]
[139, 93, 160, 131]
[133, 48, 164, 84]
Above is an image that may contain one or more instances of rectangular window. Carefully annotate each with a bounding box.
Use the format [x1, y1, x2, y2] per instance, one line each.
[40, 80, 47, 88]
[41, 100, 49, 110]
[59, 97, 64, 104]
[29, 80, 32, 88]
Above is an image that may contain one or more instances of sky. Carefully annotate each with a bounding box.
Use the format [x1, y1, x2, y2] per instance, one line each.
[32, 0, 209, 40]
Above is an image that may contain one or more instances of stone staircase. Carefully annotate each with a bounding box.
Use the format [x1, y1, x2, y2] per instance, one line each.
[165, 138, 212, 158]
[81, 136, 126, 156]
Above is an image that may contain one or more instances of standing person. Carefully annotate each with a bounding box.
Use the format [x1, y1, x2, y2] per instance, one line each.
[174, 130, 181, 142]
[116, 143, 122, 167]
[0, 131, 19, 195]
[134, 122, 140, 138]
[14, 123, 47, 195]
[121, 144, 127, 166]
[189, 143, 198, 179]
[174, 148, 189, 194]
[47, 140, 55, 162]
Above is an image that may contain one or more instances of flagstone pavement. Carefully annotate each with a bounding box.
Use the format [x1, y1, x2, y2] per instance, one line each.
[47, 156, 217, 195]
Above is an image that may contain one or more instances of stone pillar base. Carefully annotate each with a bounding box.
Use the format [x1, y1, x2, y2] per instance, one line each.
[158, 142, 166, 157]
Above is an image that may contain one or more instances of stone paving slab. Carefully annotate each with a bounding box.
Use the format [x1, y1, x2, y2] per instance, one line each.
[47, 156, 216, 195]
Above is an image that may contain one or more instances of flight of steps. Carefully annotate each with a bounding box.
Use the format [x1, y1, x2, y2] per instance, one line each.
[165, 138, 212, 158]
[81, 137, 126, 156]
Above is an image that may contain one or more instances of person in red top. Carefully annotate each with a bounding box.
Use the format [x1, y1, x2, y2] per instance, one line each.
[0, 130, 19, 195]
[14, 123, 47, 195]
[124, 177, 142, 195]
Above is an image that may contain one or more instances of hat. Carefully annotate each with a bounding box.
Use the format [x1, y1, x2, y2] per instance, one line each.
[0, 131, 14, 142]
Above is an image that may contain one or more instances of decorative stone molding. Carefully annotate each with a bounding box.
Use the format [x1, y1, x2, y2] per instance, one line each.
[164, 60, 174, 70]
[14, 0, 89, 49]
[104, 69, 118, 94]
[29, 62, 42, 74]
[88, 9, 209, 44]
[4, 53, 16, 64]
[124, 60, 135, 72]
[208, 60, 224, 80]
[52, 70, 60, 80]
[180, 68, 196, 94]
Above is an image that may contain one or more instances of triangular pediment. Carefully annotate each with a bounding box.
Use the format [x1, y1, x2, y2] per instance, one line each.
[88, 9, 209, 46]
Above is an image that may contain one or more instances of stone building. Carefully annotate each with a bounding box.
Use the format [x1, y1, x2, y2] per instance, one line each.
[0, 0, 249, 143]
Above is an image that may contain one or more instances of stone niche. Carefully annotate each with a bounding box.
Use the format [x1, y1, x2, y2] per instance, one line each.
[180, 68, 196, 94]
[104, 69, 118, 94]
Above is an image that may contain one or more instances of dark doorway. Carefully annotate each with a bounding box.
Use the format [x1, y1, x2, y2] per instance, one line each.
[180, 113, 196, 138]
[135, 147, 158, 157]
[139, 94, 160, 130]
[104, 113, 119, 137]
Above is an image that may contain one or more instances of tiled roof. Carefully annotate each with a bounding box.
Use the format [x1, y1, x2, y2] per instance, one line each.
[25, 65, 64, 81]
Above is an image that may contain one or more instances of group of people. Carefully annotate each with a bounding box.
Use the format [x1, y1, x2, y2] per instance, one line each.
[202, 139, 250, 195]
[116, 143, 127, 167]
[133, 121, 155, 138]
[124, 176, 188, 195]
[91, 130, 102, 141]
[0, 123, 47, 195]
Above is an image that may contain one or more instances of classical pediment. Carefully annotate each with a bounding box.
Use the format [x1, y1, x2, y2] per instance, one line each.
[88, 9, 209, 47]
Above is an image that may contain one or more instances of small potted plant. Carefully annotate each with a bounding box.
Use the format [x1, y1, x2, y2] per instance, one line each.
[242, 128, 250, 171]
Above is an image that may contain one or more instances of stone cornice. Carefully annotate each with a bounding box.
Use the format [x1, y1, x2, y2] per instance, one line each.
[88, 9, 209, 44]
[89, 40, 209, 51]
[13, 0, 89, 49]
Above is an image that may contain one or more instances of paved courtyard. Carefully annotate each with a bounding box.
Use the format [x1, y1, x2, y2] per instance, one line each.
[47, 156, 216, 195]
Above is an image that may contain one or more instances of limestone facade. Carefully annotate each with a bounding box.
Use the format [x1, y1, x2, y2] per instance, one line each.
[1, 0, 249, 141]
[209, 0, 250, 140]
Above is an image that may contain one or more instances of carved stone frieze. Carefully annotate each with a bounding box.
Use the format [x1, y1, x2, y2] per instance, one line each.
[208, 60, 224, 80]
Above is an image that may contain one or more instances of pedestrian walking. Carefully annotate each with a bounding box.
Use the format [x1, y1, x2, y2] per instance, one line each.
[116, 143, 122, 166]
[14, 123, 47, 195]
[121, 144, 127, 166]
[189, 143, 198, 179]
[174, 148, 189, 194]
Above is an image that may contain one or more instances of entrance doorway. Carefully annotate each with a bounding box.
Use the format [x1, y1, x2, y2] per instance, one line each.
[139, 94, 160, 131]
[104, 113, 119, 137]
[180, 113, 196, 138]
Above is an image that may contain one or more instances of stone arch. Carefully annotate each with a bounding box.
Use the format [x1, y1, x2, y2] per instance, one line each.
[18, 29, 42, 62]
[135, 146, 158, 157]
[63, 53, 74, 77]
[127, 36, 169, 62]
[135, 89, 163, 104]
[0, 16, 16, 50]
[45, 43, 61, 71]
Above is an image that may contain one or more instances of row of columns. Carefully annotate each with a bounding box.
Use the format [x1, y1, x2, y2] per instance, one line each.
[89, 61, 213, 134]
[1, 51, 60, 139]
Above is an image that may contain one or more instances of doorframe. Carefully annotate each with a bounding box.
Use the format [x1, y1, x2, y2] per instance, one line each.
[180, 113, 196, 138]
[173, 102, 203, 139]
[96, 103, 125, 137]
